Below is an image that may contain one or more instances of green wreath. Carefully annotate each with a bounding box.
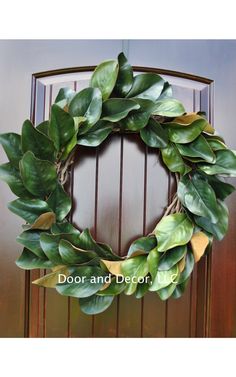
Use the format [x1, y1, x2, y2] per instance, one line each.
[1, 53, 236, 315]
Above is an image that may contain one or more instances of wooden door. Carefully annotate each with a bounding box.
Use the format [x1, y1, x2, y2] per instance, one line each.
[25, 65, 234, 337]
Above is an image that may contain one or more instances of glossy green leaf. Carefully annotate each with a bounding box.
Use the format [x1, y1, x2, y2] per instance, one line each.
[90, 60, 119, 100]
[165, 118, 207, 143]
[207, 177, 235, 200]
[102, 98, 140, 122]
[56, 266, 108, 298]
[40, 233, 64, 264]
[177, 174, 220, 223]
[119, 99, 154, 131]
[69, 87, 102, 134]
[176, 135, 216, 163]
[178, 250, 194, 284]
[147, 247, 160, 280]
[149, 265, 178, 291]
[120, 112, 150, 131]
[172, 278, 190, 299]
[128, 235, 157, 257]
[126, 73, 165, 101]
[16, 248, 54, 270]
[19, 151, 57, 197]
[114, 52, 133, 97]
[199, 149, 236, 176]
[158, 245, 187, 271]
[43, 230, 82, 259]
[140, 118, 169, 148]
[60, 132, 78, 161]
[135, 280, 150, 299]
[49, 104, 76, 151]
[75, 229, 121, 261]
[0, 132, 22, 168]
[152, 99, 185, 117]
[21, 120, 56, 162]
[158, 82, 173, 100]
[121, 255, 149, 295]
[157, 282, 177, 300]
[51, 222, 80, 236]
[77, 120, 113, 147]
[8, 198, 51, 223]
[196, 171, 235, 200]
[161, 143, 191, 175]
[0, 162, 32, 197]
[194, 200, 229, 241]
[204, 134, 225, 143]
[55, 87, 75, 108]
[206, 138, 227, 151]
[46, 183, 72, 221]
[182, 156, 206, 163]
[155, 213, 194, 252]
[59, 239, 96, 264]
[79, 294, 114, 315]
[17, 230, 45, 258]
[98, 277, 126, 296]
[36, 121, 49, 136]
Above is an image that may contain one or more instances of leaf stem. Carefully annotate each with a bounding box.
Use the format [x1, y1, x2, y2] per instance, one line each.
[58, 148, 76, 186]
[163, 194, 178, 216]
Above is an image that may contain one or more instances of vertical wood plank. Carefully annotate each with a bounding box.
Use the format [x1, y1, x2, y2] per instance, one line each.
[195, 85, 211, 337]
[93, 135, 121, 337]
[29, 80, 46, 337]
[43, 82, 76, 337]
[209, 190, 236, 337]
[118, 134, 145, 337]
[70, 145, 97, 337]
[142, 150, 168, 337]
[165, 86, 195, 337]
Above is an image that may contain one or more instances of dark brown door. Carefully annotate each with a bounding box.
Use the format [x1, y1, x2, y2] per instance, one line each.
[26, 66, 236, 337]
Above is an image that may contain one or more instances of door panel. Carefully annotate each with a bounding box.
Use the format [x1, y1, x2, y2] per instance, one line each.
[27, 66, 217, 337]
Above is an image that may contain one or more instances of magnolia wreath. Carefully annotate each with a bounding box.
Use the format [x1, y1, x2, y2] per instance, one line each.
[0, 53, 236, 315]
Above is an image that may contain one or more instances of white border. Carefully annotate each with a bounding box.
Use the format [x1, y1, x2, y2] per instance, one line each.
[0, 0, 236, 38]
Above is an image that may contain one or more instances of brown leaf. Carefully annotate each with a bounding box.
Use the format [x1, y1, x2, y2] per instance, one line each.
[173, 113, 200, 125]
[178, 256, 186, 273]
[51, 265, 66, 272]
[32, 266, 70, 288]
[100, 281, 111, 291]
[190, 232, 209, 262]
[172, 112, 214, 134]
[101, 259, 124, 276]
[24, 212, 56, 230]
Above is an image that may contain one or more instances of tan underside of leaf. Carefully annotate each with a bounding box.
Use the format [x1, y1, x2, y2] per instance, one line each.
[203, 123, 215, 134]
[173, 112, 214, 134]
[51, 265, 66, 272]
[190, 232, 209, 262]
[178, 256, 186, 273]
[173, 113, 200, 125]
[32, 266, 70, 288]
[101, 259, 124, 276]
[128, 250, 148, 257]
[30, 212, 56, 230]
[100, 281, 111, 291]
